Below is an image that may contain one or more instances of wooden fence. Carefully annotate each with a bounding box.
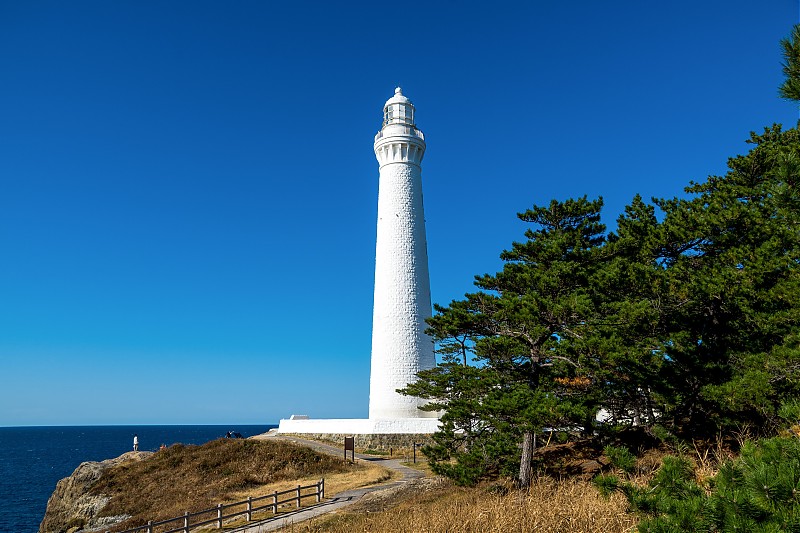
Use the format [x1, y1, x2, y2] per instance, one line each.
[108, 478, 325, 533]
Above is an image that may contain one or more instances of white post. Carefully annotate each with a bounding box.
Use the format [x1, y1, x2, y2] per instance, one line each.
[246, 496, 252, 521]
[296, 485, 301, 507]
[183, 511, 189, 533]
[216, 503, 222, 528]
[272, 490, 278, 513]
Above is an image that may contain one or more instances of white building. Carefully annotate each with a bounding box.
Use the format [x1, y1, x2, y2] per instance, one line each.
[278, 88, 439, 437]
[368, 87, 437, 421]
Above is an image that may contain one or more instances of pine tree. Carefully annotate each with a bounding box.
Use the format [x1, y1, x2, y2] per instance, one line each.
[402, 197, 611, 487]
[653, 126, 800, 433]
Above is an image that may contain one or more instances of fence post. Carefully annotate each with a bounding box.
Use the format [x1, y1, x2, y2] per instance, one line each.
[272, 490, 278, 513]
[216, 503, 222, 528]
[183, 511, 189, 533]
[316, 479, 321, 502]
[147, 521, 153, 533]
[296, 485, 301, 507]
[321, 477, 325, 499]
[247, 496, 252, 521]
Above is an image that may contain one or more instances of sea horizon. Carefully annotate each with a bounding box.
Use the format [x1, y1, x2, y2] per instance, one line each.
[0, 424, 277, 533]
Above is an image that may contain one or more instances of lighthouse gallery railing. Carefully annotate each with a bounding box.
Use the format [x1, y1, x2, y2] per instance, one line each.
[374, 125, 424, 142]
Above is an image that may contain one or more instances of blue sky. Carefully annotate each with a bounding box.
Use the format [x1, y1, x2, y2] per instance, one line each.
[1, 1, 797, 426]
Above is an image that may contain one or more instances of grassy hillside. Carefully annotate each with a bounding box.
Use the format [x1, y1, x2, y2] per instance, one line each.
[90, 438, 371, 532]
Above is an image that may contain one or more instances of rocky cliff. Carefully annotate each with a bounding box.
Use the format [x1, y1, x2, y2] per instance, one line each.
[39, 451, 152, 533]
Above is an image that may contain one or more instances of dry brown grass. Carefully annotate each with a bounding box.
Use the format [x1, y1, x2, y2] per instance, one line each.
[316, 462, 395, 497]
[296, 476, 638, 533]
[90, 438, 382, 532]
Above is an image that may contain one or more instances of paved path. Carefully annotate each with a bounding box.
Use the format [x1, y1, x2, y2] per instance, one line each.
[226, 434, 423, 532]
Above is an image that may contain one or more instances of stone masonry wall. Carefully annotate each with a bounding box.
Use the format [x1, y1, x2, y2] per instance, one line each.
[283, 433, 433, 451]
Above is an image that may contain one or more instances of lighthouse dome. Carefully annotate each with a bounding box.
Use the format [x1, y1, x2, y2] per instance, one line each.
[385, 86, 410, 105]
[382, 87, 415, 127]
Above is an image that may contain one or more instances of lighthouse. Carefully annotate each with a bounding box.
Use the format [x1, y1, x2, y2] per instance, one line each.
[369, 87, 437, 420]
[277, 88, 439, 439]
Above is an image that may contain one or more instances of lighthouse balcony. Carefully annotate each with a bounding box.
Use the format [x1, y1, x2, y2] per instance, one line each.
[375, 125, 424, 142]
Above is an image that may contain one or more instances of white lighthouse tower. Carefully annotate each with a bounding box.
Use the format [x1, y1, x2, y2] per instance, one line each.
[369, 87, 437, 421]
[277, 88, 439, 439]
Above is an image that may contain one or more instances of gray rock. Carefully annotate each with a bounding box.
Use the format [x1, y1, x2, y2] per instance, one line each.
[39, 451, 152, 533]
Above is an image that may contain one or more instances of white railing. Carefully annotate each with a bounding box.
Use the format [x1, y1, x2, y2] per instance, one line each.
[374, 126, 424, 142]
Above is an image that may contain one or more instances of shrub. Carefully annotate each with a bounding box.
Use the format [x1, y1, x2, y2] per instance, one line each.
[596, 436, 800, 532]
[604, 445, 637, 473]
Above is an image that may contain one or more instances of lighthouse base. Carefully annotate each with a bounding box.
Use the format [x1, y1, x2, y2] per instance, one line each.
[277, 417, 440, 435]
[275, 417, 440, 451]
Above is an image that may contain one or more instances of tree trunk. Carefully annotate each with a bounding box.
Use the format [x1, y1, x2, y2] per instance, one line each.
[646, 388, 656, 425]
[583, 411, 594, 438]
[518, 431, 535, 489]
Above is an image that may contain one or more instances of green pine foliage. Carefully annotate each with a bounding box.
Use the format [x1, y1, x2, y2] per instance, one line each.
[780, 24, 800, 102]
[597, 437, 800, 533]
[604, 445, 637, 474]
[657, 125, 800, 433]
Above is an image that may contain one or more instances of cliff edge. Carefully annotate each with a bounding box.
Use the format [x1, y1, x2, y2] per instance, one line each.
[36, 438, 360, 533]
[39, 451, 152, 533]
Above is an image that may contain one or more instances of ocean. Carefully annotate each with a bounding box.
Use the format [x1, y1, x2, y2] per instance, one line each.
[0, 425, 276, 533]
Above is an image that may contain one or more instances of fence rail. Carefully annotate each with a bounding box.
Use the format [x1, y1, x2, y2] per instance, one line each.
[109, 478, 324, 533]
